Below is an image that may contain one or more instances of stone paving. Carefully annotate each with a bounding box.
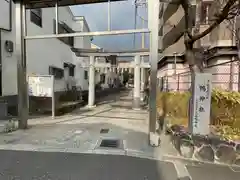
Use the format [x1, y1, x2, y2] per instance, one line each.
[0, 89, 177, 159]
[0, 89, 239, 180]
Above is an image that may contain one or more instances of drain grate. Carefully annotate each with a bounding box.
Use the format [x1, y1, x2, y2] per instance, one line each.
[100, 139, 120, 148]
[100, 128, 109, 134]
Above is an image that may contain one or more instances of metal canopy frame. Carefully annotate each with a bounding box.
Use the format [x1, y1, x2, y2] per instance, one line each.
[14, 0, 162, 146]
[14, 0, 125, 9]
[25, 29, 150, 40]
[71, 48, 163, 57]
[74, 52, 149, 57]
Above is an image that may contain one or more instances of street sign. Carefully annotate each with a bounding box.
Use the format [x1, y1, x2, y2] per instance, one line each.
[191, 73, 212, 135]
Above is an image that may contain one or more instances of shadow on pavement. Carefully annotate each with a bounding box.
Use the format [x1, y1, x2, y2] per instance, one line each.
[0, 122, 178, 180]
[89, 115, 146, 121]
[110, 104, 147, 110]
[0, 150, 177, 180]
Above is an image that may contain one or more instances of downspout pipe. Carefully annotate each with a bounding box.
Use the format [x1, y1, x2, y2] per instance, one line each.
[230, 16, 236, 91]
[0, 0, 12, 95]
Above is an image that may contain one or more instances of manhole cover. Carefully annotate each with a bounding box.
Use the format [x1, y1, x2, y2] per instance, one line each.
[100, 128, 109, 134]
[100, 139, 120, 148]
[97, 138, 125, 149]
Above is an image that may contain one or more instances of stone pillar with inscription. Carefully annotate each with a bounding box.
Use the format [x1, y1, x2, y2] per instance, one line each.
[191, 73, 212, 135]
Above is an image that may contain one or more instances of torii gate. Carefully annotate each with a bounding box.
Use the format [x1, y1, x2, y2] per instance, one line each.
[13, 0, 162, 147]
[71, 47, 153, 109]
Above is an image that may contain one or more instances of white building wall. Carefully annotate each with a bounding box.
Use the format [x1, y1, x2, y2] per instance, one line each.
[0, 1, 91, 96]
[72, 16, 92, 91]
[0, 0, 11, 30]
[1, 1, 17, 96]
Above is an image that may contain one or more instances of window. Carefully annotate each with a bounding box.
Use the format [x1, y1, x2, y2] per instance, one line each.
[53, 19, 74, 47]
[200, 2, 212, 25]
[30, 9, 42, 27]
[49, 66, 64, 79]
[84, 70, 88, 80]
[69, 65, 75, 77]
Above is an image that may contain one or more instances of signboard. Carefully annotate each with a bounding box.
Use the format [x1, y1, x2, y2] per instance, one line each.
[28, 75, 53, 97]
[28, 75, 55, 118]
[192, 73, 212, 135]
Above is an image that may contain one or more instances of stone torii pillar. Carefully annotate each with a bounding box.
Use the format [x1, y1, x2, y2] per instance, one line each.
[133, 55, 141, 110]
[88, 56, 95, 108]
[140, 58, 146, 100]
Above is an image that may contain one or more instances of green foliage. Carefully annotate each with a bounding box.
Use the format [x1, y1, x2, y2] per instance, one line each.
[213, 125, 240, 141]
[123, 71, 130, 84]
[157, 91, 190, 118]
[157, 89, 240, 140]
[211, 88, 240, 126]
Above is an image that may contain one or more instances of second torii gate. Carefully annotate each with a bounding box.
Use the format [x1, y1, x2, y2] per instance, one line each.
[71, 48, 151, 109]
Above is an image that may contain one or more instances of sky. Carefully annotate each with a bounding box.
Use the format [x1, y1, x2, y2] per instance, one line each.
[70, 0, 149, 51]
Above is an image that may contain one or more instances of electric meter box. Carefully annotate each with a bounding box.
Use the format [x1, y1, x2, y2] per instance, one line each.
[5, 40, 14, 53]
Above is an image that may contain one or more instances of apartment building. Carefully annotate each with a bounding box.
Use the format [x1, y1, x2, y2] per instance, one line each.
[0, 0, 92, 111]
[158, 0, 239, 91]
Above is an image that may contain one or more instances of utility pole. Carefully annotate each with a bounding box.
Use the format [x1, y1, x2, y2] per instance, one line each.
[107, 0, 111, 31]
[16, 0, 28, 129]
[148, 0, 161, 146]
[141, 18, 145, 49]
[134, 0, 147, 93]
[230, 16, 236, 91]
[134, 0, 147, 48]
[133, 0, 137, 48]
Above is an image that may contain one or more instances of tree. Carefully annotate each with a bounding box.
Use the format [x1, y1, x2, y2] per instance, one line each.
[180, 0, 240, 73]
[179, 0, 240, 131]
[225, 12, 240, 49]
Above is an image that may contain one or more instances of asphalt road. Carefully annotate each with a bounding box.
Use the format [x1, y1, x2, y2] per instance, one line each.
[0, 150, 177, 180]
[187, 163, 240, 180]
[0, 150, 239, 180]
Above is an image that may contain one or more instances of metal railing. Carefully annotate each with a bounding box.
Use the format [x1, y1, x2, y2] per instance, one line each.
[158, 63, 240, 92]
